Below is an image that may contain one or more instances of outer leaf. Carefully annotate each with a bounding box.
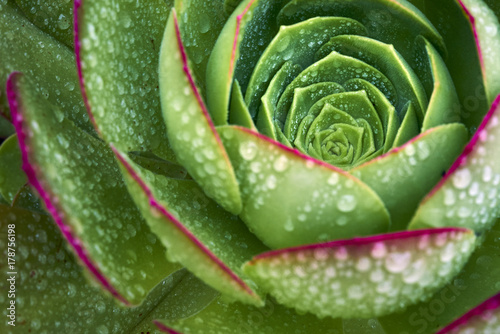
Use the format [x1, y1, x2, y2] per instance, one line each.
[420, 37, 461, 131]
[155, 295, 342, 334]
[74, 0, 177, 161]
[409, 0, 489, 134]
[0, 134, 26, 203]
[8, 72, 179, 305]
[113, 147, 267, 306]
[219, 125, 390, 249]
[352, 123, 467, 231]
[0, 1, 92, 134]
[410, 96, 500, 232]
[0, 204, 187, 333]
[159, 10, 242, 215]
[379, 218, 500, 334]
[244, 228, 476, 319]
[174, 0, 230, 95]
[460, 0, 500, 105]
[206, 0, 258, 125]
[437, 293, 500, 333]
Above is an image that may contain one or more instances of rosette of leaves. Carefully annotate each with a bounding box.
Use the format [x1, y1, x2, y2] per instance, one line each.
[1, 0, 500, 333]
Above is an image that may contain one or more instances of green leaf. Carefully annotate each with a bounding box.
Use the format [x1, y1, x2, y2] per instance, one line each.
[245, 16, 367, 117]
[275, 51, 397, 126]
[218, 125, 390, 249]
[244, 228, 475, 319]
[420, 37, 461, 131]
[159, 10, 242, 215]
[174, 0, 228, 96]
[277, 0, 446, 63]
[343, 79, 400, 153]
[461, 0, 500, 105]
[14, 0, 74, 48]
[0, 203, 195, 333]
[0, 116, 14, 138]
[284, 82, 345, 144]
[156, 295, 342, 334]
[392, 102, 420, 148]
[352, 123, 468, 231]
[75, 0, 177, 162]
[258, 61, 303, 140]
[0, 134, 26, 203]
[409, 96, 500, 233]
[379, 218, 500, 334]
[8, 73, 179, 305]
[206, 0, 259, 125]
[11, 184, 45, 213]
[128, 151, 189, 180]
[410, 0, 489, 135]
[0, 1, 93, 134]
[316, 34, 428, 124]
[229, 80, 257, 130]
[112, 147, 268, 306]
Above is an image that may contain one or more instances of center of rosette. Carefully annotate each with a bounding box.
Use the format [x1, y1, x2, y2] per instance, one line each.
[294, 90, 384, 169]
[232, 13, 446, 170]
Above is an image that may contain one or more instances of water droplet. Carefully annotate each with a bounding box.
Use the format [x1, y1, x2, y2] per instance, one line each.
[276, 35, 291, 53]
[403, 259, 425, 283]
[273, 155, 288, 172]
[355, 257, 371, 272]
[483, 165, 493, 182]
[452, 169, 471, 189]
[58, 14, 70, 30]
[371, 242, 387, 259]
[385, 251, 411, 273]
[96, 325, 109, 334]
[404, 144, 416, 156]
[284, 218, 294, 231]
[266, 175, 277, 189]
[199, 17, 211, 33]
[457, 206, 471, 218]
[440, 243, 455, 262]
[444, 189, 456, 206]
[337, 195, 357, 212]
[486, 24, 498, 36]
[239, 141, 257, 160]
[327, 173, 339, 185]
[417, 141, 430, 160]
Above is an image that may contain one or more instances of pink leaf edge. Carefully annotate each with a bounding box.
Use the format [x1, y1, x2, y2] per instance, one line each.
[171, 10, 229, 156]
[154, 320, 182, 334]
[73, 0, 99, 133]
[458, 0, 484, 68]
[6, 72, 129, 305]
[229, 0, 255, 80]
[111, 145, 259, 300]
[437, 293, 500, 333]
[250, 227, 472, 262]
[423, 94, 500, 202]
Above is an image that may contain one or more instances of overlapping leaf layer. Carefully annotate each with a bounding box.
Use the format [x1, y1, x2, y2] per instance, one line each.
[1, 0, 500, 333]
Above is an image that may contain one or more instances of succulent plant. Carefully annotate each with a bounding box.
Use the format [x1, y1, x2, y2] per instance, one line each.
[1, 0, 500, 333]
